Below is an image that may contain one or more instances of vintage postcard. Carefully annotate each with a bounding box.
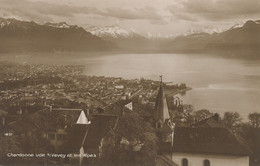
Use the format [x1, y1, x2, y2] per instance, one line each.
[0, 0, 259, 166]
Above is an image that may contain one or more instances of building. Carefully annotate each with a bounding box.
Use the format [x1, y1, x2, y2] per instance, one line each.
[64, 113, 119, 165]
[169, 116, 252, 166]
[45, 108, 89, 153]
[153, 78, 251, 166]
[64, 100, 140, 166]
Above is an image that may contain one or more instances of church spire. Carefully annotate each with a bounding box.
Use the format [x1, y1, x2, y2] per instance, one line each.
[154, 76, 170, 128]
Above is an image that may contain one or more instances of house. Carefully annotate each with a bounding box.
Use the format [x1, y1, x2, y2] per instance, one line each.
[6, 107, 90, 154]
[63, 100, 140, 166]
[169, 120, 252, 166]
[63, 113, 119, 165]
[153, 78, 252, 166]
[45, 108, 89, 153]
[7, 112, 41, 138]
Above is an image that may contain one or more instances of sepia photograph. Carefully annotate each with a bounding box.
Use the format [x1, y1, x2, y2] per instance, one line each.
[0, 0, 259, 166]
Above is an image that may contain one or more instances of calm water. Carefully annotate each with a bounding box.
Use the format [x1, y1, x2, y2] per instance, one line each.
[4, 53, 259, 119]
[82, 54, 260, 119]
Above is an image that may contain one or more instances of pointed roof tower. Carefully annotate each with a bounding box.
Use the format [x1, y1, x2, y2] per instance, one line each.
[154, 76, 170, 126]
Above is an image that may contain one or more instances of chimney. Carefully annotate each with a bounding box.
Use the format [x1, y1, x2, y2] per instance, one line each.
[97, 108, 104, 114]
[213, 113, 220, 121]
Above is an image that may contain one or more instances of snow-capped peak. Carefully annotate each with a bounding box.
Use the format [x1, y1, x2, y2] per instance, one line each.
[230, 21, 246, 29]
[183, 28, 223, 36]
[45, 22, 77, 29]
[87, 26, 136, 39]
[0, 20, 11, 28]
[145, 32, 175, 39]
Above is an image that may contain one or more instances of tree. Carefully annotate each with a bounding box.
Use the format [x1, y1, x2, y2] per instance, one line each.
[182, 104, 195, 124]
[99, 112, 157, 166]
[193, 109, 213, 123]
[248, 113, 260, 128]
[222, 112, 242, 129]
[135, 132, 157, 166]
[170, 104, 199, 125]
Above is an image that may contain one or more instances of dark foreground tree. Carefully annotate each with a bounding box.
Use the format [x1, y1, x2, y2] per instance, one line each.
[193, 109, 213, 123]
[248, 113, 260, 128]
[99, 112, 157, 166]
[222, 112, 242, 129]
[169, 105, 213, 125]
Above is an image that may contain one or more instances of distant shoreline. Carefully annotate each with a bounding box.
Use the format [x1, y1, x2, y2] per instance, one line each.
[165, 87, 192, 96]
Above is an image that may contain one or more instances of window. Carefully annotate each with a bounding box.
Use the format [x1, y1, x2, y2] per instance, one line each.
[182, 158, 188, 166]
[156, 121, 162, 129]
[204, 159, 210, 166]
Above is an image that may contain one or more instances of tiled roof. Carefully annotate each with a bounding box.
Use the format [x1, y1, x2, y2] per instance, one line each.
[172, 127, 252, 156]
[63, 124, 89, 152]
[104, 99, 132, 115]
[64, 114, 119, 154]
[83, 114, 119, 151]
[190, 114, 224, 128]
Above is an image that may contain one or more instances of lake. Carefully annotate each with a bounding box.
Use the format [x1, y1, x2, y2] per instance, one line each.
[3, 53, 260, 120]
[81, 53, 260, 119]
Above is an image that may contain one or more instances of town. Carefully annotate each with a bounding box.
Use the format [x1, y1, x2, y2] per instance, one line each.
[0, 61, 187, 165]
[0, 61, 188, 110]
[0, 61, 259, 166]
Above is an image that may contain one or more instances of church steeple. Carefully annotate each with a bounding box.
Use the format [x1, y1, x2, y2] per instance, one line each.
[154, 76, 170, 128]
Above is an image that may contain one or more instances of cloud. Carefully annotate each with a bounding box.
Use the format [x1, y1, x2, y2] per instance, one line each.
[104, 6, 162, 20]
[171, 13, 198, 22]
[149, 19, 169, 25]
[1, 0, 258, 36]
[0, 0, 100, 21]
[168, 0, 260, 21]
[0, 0, 164, 22]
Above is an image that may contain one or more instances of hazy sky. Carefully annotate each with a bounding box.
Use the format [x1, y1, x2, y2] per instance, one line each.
[0, 0, 260, 36]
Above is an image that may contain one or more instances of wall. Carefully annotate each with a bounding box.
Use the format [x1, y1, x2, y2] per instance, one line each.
[170, 152, 249, 166]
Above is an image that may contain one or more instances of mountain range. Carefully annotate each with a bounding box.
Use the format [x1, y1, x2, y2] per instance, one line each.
[87, 26, 138, 40]
[86, 26, 174, 53]
[165, 20, 260, 58]
[0, 17, 259, 58]
[0, 18, 115, 53]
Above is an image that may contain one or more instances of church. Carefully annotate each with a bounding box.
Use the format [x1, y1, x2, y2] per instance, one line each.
[153, 78, 252, 166]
